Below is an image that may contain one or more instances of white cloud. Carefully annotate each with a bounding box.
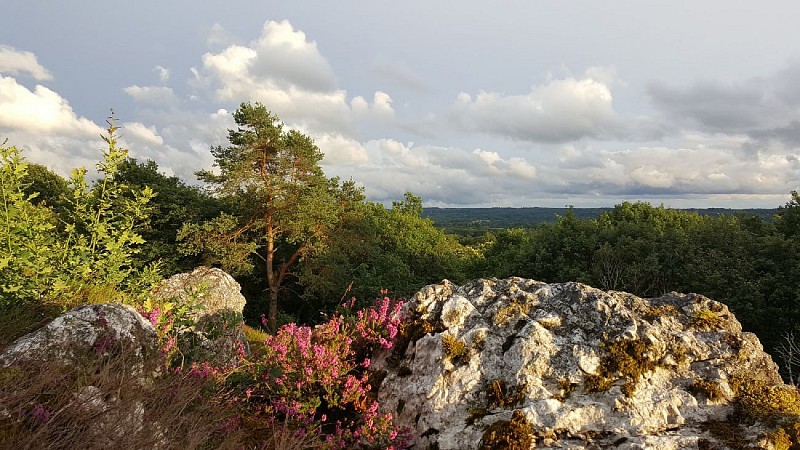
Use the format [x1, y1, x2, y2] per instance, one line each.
[314, 132, 369, 165]
[0, 76, 101, 136]
[0, 76, 104, 175]
[122, 122, 164, 146]
[451, 69, 621, 142]
[195, 20, 396, 135]
[123, 85, 177, 105]
[154, 65, 170, 83]
[0, 46, 53, 81]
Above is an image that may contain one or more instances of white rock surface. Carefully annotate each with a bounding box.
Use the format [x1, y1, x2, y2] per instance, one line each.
[152, 266, 249, 365]
[375, 278, 784, 449]
[0, 303, 156, 367]
[151, 266, 246, 318]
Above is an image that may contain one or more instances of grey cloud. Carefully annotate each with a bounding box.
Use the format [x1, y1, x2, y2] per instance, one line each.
[648, 60, 800, 153]
[648, 80, 766, 131]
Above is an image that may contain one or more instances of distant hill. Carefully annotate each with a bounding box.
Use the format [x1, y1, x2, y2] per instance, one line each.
[422, 207, 778, 236]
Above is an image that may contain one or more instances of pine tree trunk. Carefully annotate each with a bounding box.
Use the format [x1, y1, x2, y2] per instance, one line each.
[266, 219, 278, 332]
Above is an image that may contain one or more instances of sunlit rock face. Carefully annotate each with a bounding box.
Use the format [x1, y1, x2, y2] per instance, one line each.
[151, 266, 247, 318]
[0, 303, 157, 367]
[375, 278, 784, 450]
[152, 266, 249, 365]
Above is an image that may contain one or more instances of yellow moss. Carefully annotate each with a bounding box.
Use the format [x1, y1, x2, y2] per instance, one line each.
[767, 428, 792, 450]
[553, 377, 575, 401]
[467, 408, 490, 426]
[584, 338, 658, 397]
[442, 333, 468, 364]
[584, 373, 613, 393]
[390, 314, 445, 366]
[494, 294, 535, 327]
[642, 304, 681, 321]
[689, 379, 725, 401]
[443, 308, 462, 325]
[671, 342, 689, 365]
[690, 308, 726, 331]
[480, 410, 534, 450]
[486, 379, 527, 409]
[740, 384, 800, 421]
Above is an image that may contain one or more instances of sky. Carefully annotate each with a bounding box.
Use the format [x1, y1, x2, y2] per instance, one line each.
[1, 1, 799, 208]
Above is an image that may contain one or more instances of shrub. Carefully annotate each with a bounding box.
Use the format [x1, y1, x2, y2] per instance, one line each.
[0, 117, 158, 316]
[233, 295, 410, 449]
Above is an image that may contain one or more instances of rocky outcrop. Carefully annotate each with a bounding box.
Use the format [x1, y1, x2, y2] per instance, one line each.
[151, 266, 247, 318]
[0, 303, 156, 367]
[151, 266, 249, 365]
[375, 278, 788, 449]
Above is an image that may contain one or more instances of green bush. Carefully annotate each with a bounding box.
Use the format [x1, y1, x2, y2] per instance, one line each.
[0, 117, 159, 317]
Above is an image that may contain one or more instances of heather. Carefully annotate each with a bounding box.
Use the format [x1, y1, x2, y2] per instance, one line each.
[1, 293, 409, 449]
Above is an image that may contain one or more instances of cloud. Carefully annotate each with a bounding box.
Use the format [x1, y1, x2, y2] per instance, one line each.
[0, 46, 53, 81]
[450, 69, 621, 142]
[195, 19, 395, 135]
[322, 139, 542, 206]
[153, 65, 170, 83]
[122, 122, 164, 147]
[0, 76, 101, 136]
[123, 85, 178, 105]
[313, 132, 369, 165]
[0, 75, 105, 174]
[647, 59, 800, 154]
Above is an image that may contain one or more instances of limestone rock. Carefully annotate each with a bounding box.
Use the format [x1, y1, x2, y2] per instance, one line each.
[0, 303, 157, 367]
[151, 266, 249, 365]
[375, 278, 785, 450]
[151, 266, 246, 318]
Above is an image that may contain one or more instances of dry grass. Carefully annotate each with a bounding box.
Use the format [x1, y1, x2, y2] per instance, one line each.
[0, 344, 245, 450]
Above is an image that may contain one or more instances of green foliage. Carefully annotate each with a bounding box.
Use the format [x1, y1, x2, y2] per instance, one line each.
[178, 213, 257, 276]
[299, 192, 479, 315]
[0, 117, 158, 313]
[21, 163, 69, 212]
[0, 144, 60, 304]
[115, 158, 224, 274]
[182, 103, 355, 330]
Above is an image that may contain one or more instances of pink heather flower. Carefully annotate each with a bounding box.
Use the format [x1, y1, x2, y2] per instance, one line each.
[361, 358, 371, 368]
[260, 313, 267, 328]
[32, 404, 50, 423]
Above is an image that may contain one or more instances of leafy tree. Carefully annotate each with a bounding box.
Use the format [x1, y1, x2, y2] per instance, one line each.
[775, 190, 800, 238]
[180, 103, 356, 330]
[0, 144, 59, 304]
[299, 192, 478, 312]
[21, 163, 69, 212]
[0, 117, 157, 310]
[115, 158, 224, 274]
